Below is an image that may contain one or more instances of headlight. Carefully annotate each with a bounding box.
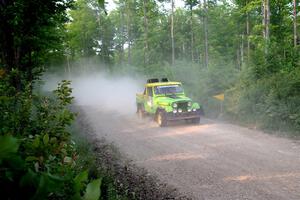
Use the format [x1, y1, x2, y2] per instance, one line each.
[188, 102, 192, 107]
[172, 103, 177, 108]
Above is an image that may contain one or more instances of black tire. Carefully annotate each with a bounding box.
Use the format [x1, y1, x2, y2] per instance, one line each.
[156, 111, 168, 127]
[137, 104, 145, 118]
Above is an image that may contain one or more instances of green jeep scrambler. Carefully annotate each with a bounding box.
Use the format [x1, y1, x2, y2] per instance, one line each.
[136, 78, 202, 127]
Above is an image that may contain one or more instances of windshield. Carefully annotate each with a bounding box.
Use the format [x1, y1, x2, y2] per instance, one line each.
[154, 85, 184, 95]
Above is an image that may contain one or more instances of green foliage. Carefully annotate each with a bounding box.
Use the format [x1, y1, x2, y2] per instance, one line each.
[1, 1, 127, 199]
[0, 0, 73, 91]
[226, 67, 300, 132]
[67, 0, 99, 58]
[84, 179, 102, 200]
[0, 135, 19, 159]
[168, 60, 237, 117]
[72, 170, 102, 200]
[59, 0, 300, 133]
[66, 0, 114, 64]
[74, 171, 89, 194]
[105, 0, 300, 133]
[0, 80, 106, 199]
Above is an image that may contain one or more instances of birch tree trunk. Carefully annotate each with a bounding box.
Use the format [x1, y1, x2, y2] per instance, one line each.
[203, 0, 209, 68]
[126, 0, 131, 65]
[265, 0, 270, 42]
[190, 4, 194, 62]
[246, 7, 250, 63]
[262, 0, 270, 53]
[237, 47, 241, 69]
[241, 34, 244, 69]
[171, 0, 175, 65]
[262, 1, 265, 37]
[293, 0, 297, 47]
[120, 3, 125, 65]
[143, 0, 149, 66]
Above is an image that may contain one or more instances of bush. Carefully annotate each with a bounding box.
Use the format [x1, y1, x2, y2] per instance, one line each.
[0, 79, 102, 200]
[225, 67, 300, 133]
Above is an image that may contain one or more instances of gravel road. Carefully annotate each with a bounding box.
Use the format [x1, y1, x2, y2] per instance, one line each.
[80, 106, 300, 200]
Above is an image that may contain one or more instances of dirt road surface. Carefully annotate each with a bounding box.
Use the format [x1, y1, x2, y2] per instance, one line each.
[80, 106, 300, 200]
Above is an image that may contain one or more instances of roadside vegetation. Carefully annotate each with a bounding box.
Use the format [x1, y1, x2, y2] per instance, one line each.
[0, 0, 126, 199]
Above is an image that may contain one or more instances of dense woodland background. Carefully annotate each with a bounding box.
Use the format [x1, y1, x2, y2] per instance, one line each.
[62, 0, 299, 132]
[0, 0, 299, 199]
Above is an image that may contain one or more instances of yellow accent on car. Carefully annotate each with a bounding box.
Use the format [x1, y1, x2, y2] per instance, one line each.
[145, 82, 181, 87]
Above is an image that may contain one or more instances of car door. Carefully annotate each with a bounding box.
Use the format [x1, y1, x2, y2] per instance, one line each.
[145, 86, 154, 113]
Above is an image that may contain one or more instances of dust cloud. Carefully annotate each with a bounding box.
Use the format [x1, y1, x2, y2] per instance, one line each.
[42, 70, 145, 115]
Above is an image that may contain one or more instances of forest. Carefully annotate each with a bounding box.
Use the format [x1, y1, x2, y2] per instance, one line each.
[0, 0, 299, 199]
[63, 0, 299, 131]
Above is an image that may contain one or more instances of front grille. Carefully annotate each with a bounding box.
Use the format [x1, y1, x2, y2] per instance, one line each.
[177, 102, 188, 112]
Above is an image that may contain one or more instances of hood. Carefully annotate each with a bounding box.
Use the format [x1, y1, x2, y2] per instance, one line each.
[156, 95, 191, 105]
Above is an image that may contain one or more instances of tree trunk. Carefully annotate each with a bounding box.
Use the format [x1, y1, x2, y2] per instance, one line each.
[262, 0, 270, 53]
[171, 0, 175, 66]
[241, 34, 244, 69]
[265, 0, 270, 42]
[126, 0, 131, 65]
[0, 0, 22, 91]
[203, 0, 209, 68]
[120, 3, 125, 65]
[67, 55, 71, 80]
[143, 0, 149, 66]
[293, 0, 297, 47]
[237, 47, 241, 69]
[190, 4, 194, 62]
[246, 11, 250, 63]
[262, 1, 265, 38]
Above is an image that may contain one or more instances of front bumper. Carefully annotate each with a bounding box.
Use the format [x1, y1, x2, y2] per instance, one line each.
[166, 109, 201, 121]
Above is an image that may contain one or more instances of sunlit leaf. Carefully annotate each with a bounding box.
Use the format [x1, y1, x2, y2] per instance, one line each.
[43, 134, 49, 145]
[74, 170, 88, 192]
[83, 179, 102, 200]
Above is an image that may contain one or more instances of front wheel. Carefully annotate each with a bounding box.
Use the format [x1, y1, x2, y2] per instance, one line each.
[156, 111, 168, 127]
